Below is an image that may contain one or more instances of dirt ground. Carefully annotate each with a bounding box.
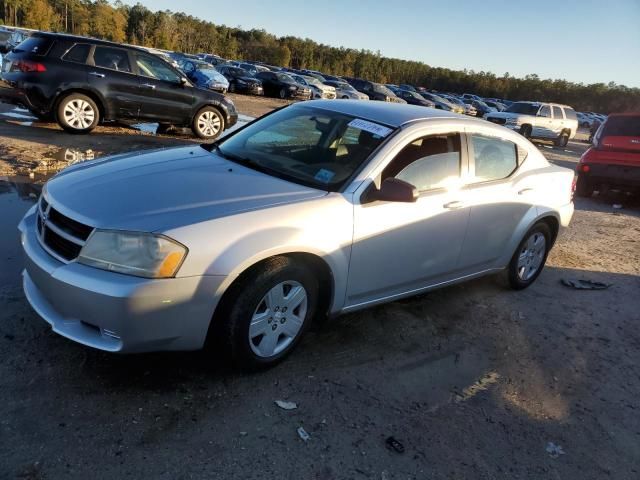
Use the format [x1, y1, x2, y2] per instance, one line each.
[1, 96, 639, 480]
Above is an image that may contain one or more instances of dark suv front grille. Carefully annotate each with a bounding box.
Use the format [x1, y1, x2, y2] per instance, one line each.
[37, 196, 93, 262]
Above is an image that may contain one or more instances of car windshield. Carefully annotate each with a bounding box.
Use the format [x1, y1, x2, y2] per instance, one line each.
[506, 102, 540, 115]
[333, 81, 352, 90]
[0, 31, 11, 41]
[373, 84, 395, 96]
[211, 106, 395, 191]
[602, 116, 640, 137]
[276, 73, 296, 83]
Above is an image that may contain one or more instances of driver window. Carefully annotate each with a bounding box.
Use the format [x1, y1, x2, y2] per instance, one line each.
[382, 134, 462, 191]
[135, 53, 180, 82]
[539, 106, 551, 117]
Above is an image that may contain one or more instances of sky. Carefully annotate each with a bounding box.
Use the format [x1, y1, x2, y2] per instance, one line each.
[120, 0, 640, 87]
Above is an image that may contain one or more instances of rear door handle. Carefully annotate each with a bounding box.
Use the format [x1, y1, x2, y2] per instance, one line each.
[141, 83, 156, 90]
[443, 201, 464, 209]
[518, 188, 534, 195]
[89, 71, 105, 78]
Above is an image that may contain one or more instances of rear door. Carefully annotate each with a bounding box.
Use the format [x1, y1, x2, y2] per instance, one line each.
[132, 51, 194, 124]
[457, 131, 538, 272]
[87, 45, 140, 119]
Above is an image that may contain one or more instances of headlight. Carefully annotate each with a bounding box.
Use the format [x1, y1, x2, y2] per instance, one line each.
[78, 230, 187, 278]
[289, 86, 297, 91]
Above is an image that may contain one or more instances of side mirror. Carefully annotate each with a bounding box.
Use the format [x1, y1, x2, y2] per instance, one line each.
[365, 178, 419, 203]
[180, 77, 188, 86]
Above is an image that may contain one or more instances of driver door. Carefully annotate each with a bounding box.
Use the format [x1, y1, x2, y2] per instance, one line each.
[533, 105, 553, 138]
[132, 52, 194, 124]
[346, 132, 471, 308]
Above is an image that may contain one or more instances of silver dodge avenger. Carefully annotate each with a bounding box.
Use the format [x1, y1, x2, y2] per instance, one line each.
[19, 100, 574, 368]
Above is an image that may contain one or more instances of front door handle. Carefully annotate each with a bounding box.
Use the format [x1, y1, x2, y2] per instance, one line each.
[89, 71, 105, 78]
[141, 83, 156, 90]
[518, 188, 534, 195]
[443, 201, 464, 209]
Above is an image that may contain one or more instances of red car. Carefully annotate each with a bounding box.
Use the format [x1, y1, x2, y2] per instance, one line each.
[575, 113, 640, 197]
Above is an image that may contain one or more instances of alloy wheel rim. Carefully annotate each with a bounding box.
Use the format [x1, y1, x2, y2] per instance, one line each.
[197, 111, 221, 137]
[248, 281, 308, 358]
[63, 99, 95, 129]
[516, 232, 546, 281]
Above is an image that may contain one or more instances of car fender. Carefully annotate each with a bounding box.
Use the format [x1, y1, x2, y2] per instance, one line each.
[51, 84, 109, 118]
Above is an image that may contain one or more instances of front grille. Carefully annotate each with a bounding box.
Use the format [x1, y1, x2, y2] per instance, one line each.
[36, 195, 93, 262]
[488, 117, 506, 125]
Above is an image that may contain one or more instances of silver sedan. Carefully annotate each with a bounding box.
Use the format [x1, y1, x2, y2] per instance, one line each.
[19, 101, 575, 368]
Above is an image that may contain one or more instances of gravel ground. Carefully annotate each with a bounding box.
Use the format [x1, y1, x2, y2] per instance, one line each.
[1, 97, 639, 479]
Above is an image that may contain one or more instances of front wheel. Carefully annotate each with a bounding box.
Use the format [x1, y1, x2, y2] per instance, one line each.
[507, 222, 551, 290]
[56, 93, 100, 134]
[215, 256, 318, 369]
[279, 88, 287, 99]
[520, 125, 532, 139]
[192, 106, 224, 140]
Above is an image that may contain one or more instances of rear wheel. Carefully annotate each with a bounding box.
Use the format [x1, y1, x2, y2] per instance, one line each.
[555, 130, 570, 147]
[192, 106, 224, 140]
[575, 174, 594, 197]
[214, 256, 318, 369]
[228, 82, 236, 93]
[56, 93, 99, 134]
[507, 222, 551, 290]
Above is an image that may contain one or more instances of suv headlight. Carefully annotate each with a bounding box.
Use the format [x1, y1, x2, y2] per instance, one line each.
[78, 230, 187, 278]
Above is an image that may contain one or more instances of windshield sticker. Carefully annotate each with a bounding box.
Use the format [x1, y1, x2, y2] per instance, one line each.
[348, 118, 393, 138]
[314, 168, 336, 184]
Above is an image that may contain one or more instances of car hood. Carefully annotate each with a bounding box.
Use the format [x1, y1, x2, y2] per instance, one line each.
[45, 146, 327, 232]
[238, 76, 261, 84]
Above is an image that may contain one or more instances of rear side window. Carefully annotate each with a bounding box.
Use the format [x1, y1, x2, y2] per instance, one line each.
[602, 116, 640, 136]
[93, 46, 131, 73]
[564, 108, 577, 121]
[552, 106, 564, 119]
[471, 135, 518, 182]
[62, 44, 90, 64]
[11, 37, 53, 56]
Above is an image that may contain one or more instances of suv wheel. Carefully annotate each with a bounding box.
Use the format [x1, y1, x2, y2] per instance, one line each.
[56, 93, 100, 134]
[228, 82, 236, 93]
[192, 106, 224, 140]
[279, 88, 287, 99]
[520, 125, 532, 139]
[215, 256, 318, 369]
[555, 131, 570, 148]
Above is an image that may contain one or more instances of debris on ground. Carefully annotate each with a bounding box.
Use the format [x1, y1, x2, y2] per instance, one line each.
[561, 279, 611, 290]
[546, 442, 566, 458]
[385, 436, 405, 454]
[274, 400, 298, 410]
[297, 427, 310, 442]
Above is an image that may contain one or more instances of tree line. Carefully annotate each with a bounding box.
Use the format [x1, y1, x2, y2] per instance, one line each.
[1, 0, 638, 113]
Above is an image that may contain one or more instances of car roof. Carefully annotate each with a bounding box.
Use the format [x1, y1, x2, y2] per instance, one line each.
[300, 100, 471, 127]
[34, 31, 150, 53]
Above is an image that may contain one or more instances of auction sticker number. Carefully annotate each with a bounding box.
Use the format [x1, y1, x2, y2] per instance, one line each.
[348, 119, 393, 138]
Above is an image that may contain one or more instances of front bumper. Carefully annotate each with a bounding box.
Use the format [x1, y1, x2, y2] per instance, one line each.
[19, 207, 226, 353]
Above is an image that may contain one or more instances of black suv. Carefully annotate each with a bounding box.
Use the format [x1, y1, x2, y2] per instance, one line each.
[254, 71, 311, 100]
[217, 65, 264, 95]
[343, 77, 404, 103]
[0, 33, 237, 139]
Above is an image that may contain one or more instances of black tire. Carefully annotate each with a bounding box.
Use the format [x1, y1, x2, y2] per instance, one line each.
[520, 124, 532, 139]
[228, 82, 236, 93]
[555, 130, 569, 147]
[507, 222, 551, 290]
[575, 174, 594, 197]
[56, 93, 100, 134]
[342, 95, 349, 99]
[279, 88, 287, 99]
[191, 106, 225, 140]
[214, 256, 319, 370]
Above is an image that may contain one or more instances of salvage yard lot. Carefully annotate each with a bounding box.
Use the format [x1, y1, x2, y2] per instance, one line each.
[1, 97, 639, 479]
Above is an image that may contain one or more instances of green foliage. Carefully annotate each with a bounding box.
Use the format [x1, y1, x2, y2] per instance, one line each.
[1, 0, 637, 113]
